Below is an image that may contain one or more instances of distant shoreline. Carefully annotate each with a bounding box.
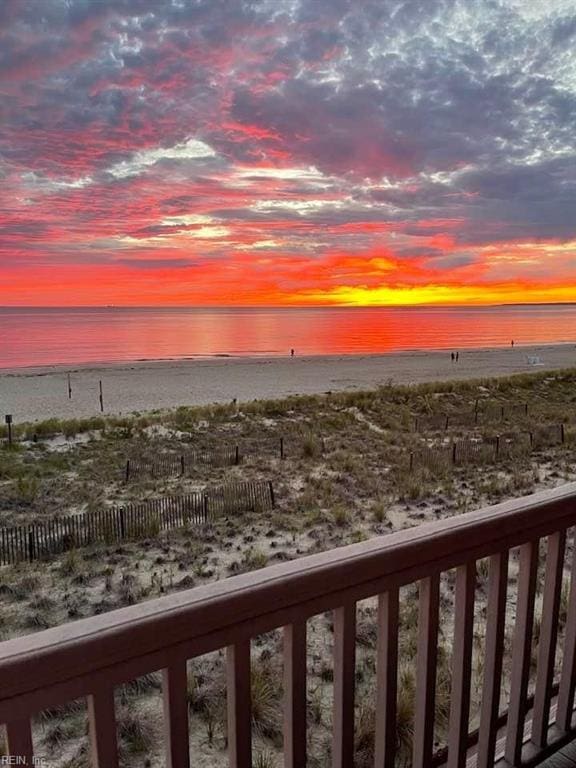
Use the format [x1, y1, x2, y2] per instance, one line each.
[1, 343, 575, 424]
[1, 302, 576, 309]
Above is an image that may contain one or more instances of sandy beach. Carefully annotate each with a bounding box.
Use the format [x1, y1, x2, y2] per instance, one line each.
[0, 343, 574, 423]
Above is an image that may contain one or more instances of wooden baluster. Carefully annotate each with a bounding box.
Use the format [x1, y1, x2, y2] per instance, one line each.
[448, 562, 476, 768]
[532, 530, 566, 747]
[88, 685, 119, 768]
[505, 541, 538, 767]
[374, 589, 399, 767]
[6, 718, 33, 764]
[163, 660, 190, 768]
[284, 621, 307, 768]
[227, 640, 252, 768]
[332, 602, 356, 768]
[557, 540, 576, 732]
[413, 574, 440, 768]
[477, 552, 509, 768]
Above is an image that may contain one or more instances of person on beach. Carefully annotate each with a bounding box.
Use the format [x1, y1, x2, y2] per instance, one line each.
[451, 352, 455, 362]
[456, 351, 459, 362]
[291, 348, 295, 357]
[511, 340, 514, 347]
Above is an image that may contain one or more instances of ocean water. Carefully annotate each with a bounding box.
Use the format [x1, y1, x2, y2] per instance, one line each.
[1, 305, 575, 368]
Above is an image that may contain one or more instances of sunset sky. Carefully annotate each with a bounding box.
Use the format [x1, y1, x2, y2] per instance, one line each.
[1, 0, 576, 306]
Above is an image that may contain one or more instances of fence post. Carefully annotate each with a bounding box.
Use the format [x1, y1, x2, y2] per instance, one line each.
[125, 460, 130, 482]
[524, 403, 529, 416]
[28, 529, 35, 562]
[495, 435, 501, 459]
[409, 452, 414, 472]
[5, 415, 13, 447]
[280, 437, 285, 460]
[119, 508, 126, 539]
[414, 417, 419, 433]
[235, 445, 240, 465]
[445, 415, 450, 431]
[268, 481, 275, 508]
[452, 443, 457, 465]
[501, 405, 505, 421]
[474, 410, 479, 426]
[203, 494, 209, 523]
[561, 424, 565, 444]
[99, 380, 104, 413]
[529, 431, 534, 448]
[180, 455, 185, 475]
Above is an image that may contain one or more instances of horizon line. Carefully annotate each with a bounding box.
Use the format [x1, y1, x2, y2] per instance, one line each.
[1, 302, 576, 310]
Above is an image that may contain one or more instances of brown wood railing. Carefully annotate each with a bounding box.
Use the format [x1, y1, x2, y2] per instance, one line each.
[1, 483, 576, 766]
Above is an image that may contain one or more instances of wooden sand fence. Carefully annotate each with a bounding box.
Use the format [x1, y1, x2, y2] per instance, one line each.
[413, 401, 531, 432]
[0, 480, 275, 566]
[409, 423, 565, 472]
[125, 446, 242, 480]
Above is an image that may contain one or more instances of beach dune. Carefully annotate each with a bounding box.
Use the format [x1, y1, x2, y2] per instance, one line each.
[1, 344, 574, 424]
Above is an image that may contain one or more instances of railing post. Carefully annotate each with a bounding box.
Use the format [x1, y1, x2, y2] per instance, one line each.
[332, 602, 356, 768]
[88, 685, 119, 768]
[180, 455, 185, 476]
[374, 589, 399, 767]
[477, 551, 509, 768]
[162, 660, 190, 768]
[227, 640, 252, 768]
[283, 621, 307, 768]
[5, 718, 34, 765]
[505, 540, 538, 766]
[125, 459, 130, 482]
[280, 436, 285, 459]
[413, 574, 440, 768]
[447, 562, 476, 768]
[532, 530, 566, 748]
[557, 542, 576, 731]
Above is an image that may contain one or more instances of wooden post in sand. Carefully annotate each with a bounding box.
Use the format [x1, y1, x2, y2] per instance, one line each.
[99, 380, 104, 413]
[67, 373, 72, 399]
[5, 415, 13, 447]
[280, 437, 285, 460]
[268, 481, 275, 508]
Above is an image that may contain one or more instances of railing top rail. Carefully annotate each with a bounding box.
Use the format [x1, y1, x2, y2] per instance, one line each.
[1, 482, 576, 710]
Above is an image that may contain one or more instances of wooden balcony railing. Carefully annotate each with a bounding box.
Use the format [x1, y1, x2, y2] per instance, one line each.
[1, 483, 576, 767]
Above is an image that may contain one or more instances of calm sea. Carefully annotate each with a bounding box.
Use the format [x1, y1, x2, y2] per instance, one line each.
[1, 305, 576, 368]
